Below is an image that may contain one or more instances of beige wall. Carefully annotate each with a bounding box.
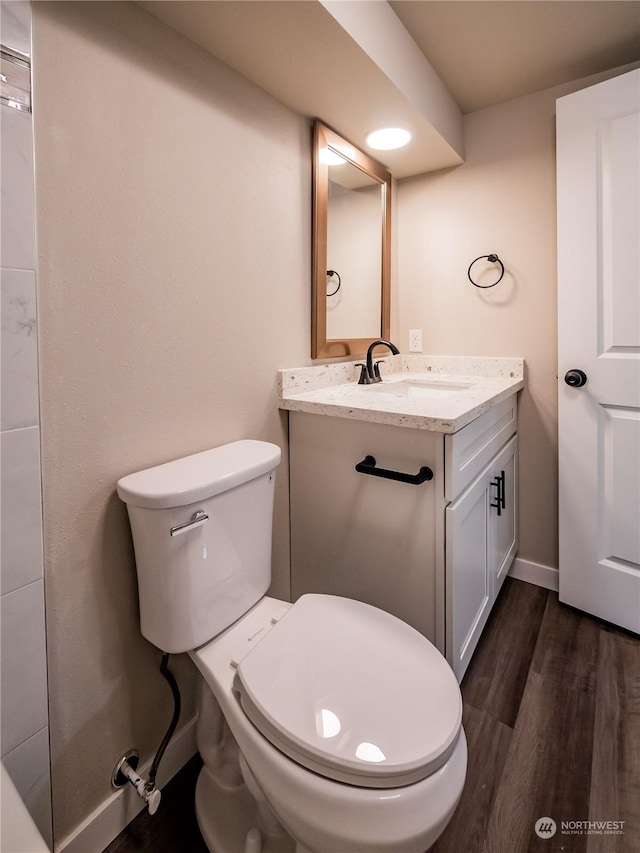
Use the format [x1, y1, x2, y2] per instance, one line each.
[396, 63, 638, 572]
[397, 86, 560, 570]
[32, 2, 310, 841]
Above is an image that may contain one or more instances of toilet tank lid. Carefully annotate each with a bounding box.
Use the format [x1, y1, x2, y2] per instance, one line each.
[116, 440, 281, 509]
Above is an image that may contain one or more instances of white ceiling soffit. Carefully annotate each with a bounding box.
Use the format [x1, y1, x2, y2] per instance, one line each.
[138, 0, 464, 178]
[390, 1, 640, 114]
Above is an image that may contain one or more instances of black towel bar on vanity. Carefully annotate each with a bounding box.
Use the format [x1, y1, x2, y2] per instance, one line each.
[355, 455, 434, 485]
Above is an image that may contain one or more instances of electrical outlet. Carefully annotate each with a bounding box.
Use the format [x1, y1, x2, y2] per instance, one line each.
[409, 329, 423, 352]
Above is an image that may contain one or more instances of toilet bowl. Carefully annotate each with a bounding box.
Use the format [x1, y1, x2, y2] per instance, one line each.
[191, 595, 467, 853]
[117, 440, 467, 853]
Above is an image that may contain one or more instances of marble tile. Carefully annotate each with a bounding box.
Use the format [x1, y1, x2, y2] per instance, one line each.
[0, 580, 48, 756]
[1, 268, 39, 429]
[0, 426, 43, 595]
[0, 1, 31, 57]
[1, 104, 35, 271]
[2, 726, 52, 848]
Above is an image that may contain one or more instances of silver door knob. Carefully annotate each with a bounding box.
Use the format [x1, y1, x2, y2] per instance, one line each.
[564, 369, 587, 388]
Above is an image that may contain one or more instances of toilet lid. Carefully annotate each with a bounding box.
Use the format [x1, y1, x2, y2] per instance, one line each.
[234, 594, 462, 788]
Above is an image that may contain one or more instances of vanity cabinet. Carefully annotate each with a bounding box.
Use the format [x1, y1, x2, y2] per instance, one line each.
[288, 395, 518, 682]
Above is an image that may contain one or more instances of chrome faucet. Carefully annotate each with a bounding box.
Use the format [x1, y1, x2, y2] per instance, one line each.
[356, 339, 400, 384]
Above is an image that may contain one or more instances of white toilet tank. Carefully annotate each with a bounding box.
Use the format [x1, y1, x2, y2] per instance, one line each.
[116, 440, 281, 653]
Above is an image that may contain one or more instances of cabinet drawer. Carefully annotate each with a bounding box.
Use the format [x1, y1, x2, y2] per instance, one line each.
[445, 396, 517, 501]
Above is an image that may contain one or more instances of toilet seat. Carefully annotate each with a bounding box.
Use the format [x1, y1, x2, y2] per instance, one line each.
[234, 594, 462, 789]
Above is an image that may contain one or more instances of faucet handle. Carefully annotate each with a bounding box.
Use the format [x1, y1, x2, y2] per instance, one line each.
[355, 363, 371, 385]
[373, 360, 386, 381]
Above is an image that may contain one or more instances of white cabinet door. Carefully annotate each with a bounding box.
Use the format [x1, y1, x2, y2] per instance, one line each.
[446, 472, 492, 682]
[446, 434, 518, 681]
[557, 69, 640, 632]
[492, 435, 518, 595]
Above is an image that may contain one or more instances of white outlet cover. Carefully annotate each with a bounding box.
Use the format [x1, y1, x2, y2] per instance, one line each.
[409, 329, 422, 352]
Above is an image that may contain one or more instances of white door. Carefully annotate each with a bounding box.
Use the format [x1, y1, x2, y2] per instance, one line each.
[557, 69, 640, 633]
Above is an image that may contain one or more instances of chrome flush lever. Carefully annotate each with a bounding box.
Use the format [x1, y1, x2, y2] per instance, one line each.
[169, 510, 209, 537]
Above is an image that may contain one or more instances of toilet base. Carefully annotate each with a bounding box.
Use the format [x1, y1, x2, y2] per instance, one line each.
[195, 764, 296, 853]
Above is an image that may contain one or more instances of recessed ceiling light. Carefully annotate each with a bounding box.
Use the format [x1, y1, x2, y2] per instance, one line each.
[366, 128, 411, 151]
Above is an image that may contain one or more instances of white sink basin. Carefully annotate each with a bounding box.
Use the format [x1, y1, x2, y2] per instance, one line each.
[361, 378, 473, 400]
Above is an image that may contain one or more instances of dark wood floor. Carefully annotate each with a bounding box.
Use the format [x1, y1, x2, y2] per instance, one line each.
[105, 579, 640, 853]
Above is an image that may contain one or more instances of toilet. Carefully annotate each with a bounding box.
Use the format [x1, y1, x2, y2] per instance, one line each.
[117, 440, 467, 853]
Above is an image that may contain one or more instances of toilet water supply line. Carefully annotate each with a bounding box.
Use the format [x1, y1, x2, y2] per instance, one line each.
[115, 653, 182, 815]
[147, 653, 182, 793]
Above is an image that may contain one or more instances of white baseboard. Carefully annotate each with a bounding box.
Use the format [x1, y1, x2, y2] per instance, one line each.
[509, 557, 559, 592]
[56, 716, 198, 853]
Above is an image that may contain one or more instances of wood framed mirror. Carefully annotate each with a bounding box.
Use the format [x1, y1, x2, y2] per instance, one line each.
[312, 121, 391, 358]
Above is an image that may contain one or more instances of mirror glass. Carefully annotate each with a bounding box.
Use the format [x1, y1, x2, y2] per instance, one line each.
[326, 163, 381, 340]
[312, 122, 391, 358]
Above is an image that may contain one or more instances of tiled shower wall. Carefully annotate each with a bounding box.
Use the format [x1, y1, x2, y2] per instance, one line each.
[1, 1, 52, 845]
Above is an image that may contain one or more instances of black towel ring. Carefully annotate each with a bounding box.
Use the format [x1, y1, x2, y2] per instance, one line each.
[467, 254, 504, 289]
[327, 270, 341, 296]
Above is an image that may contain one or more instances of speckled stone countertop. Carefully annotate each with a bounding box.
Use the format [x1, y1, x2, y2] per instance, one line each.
[278, 355, 524, 433]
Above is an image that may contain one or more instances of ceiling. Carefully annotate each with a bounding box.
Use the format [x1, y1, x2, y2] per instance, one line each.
[390, 1, 640, 113]
[140, 1, 640, 177]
